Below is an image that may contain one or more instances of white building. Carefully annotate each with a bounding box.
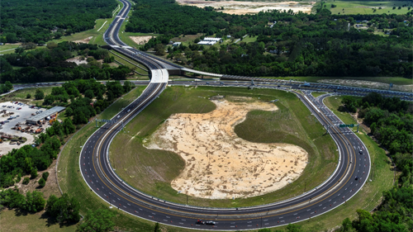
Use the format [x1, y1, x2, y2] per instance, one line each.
[172, 42, 181, 47]
[197, 37, 222, 46]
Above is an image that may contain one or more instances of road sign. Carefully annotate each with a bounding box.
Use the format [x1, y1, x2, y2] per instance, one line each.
[339, 124, 354, 128]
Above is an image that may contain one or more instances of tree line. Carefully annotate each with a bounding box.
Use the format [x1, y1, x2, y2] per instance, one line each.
[0, 0, 117, 43]
[335, 92, 413, 232]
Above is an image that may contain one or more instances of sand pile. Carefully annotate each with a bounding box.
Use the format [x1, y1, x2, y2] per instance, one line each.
[73, 36, 93, 44]
[145, 98, 308, 199]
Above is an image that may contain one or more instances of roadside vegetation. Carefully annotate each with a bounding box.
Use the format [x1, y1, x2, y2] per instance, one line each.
[109, 86, 338, 207]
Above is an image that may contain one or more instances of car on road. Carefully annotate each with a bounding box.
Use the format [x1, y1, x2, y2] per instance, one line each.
[205, 221, 216, 225]
[359, 150, 363, 154]
[355, 176, 359, 180]
[196, 220, 205, 225]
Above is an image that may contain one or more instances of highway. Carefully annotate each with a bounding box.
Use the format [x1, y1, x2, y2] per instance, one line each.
[73, 0, 376, 230]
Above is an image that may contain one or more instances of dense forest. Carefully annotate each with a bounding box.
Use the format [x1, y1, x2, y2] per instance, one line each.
[0, 42, 131, 83]
[0, 0, 116, 43]
[128, 0, 412, 77]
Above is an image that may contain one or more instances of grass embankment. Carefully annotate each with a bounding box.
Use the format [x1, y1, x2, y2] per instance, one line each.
[274, 95, 394, 231]
[109, 50, 149, 78]
[321, 0, 412, 15]
[311, 92, 327, 98]
[263, 76, 413, 86]
[57, 86, 197, 232]
[109, 86, 338, 208]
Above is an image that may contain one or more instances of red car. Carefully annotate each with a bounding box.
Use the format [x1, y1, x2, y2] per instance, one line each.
[17, 107, 21, 110]
[15, 101, 18, 104]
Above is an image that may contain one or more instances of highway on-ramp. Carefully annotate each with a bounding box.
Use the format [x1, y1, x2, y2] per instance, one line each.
[78, 0, 371, 230]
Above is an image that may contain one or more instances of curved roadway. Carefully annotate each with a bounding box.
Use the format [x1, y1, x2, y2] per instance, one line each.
[79, 0, 371, 230]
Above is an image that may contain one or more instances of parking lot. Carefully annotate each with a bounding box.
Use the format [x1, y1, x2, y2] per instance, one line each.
[0, 101, 51, 156]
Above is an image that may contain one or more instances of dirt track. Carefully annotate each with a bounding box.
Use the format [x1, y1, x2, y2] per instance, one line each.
[146, 98, 308, 199]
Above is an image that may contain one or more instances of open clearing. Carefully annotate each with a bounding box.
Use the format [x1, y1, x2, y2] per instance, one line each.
[322, 0, 412, 15]
[129, 36, 155, 45]
[109, 86, 337, 207]
[146, 98, 307, 199]
[177, 0, 315, 14]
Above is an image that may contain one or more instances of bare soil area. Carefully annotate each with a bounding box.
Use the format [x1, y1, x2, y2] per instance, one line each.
[145, 99, 308, 199]
[129, 36, 156, 45]
[66, 56, 88, 65]
[177, 0, 315, 14]
[73, 36, 93, 44]
[319, 79, 413, 92]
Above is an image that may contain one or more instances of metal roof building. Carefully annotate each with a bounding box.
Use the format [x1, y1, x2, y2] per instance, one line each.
[26, 106, 65, 125]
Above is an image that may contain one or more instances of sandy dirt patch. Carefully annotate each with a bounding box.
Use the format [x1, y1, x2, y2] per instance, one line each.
[177, 0, 315, 14]
[66, 56, 88, 65]
[318, 79, 413, 92]
[130, 36, 156, 45]
[73, 36, 93, 44]
[146, 99, 308, 199]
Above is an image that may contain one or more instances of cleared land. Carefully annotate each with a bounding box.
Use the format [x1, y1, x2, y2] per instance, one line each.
[321, 0, 412, 14]
[177, 0, 315, 14]
[146, 98, 307, 199]
[129, 36, 155, 45]
[109, 86, 338, 207]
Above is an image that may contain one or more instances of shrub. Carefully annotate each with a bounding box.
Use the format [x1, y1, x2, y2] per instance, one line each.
[30, 169, 38, 179]
[23, 177, 30, 185]
[26, 93, 31, 98]
[38, 178, 46, 188]
[42, 172, 49, 181]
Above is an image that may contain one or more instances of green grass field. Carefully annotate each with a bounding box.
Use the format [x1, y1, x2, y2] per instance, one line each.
[0, 87, 54, 105]
[109, 86, 338, 208]
[321, 0, 412, 15]
[311, 92, 327, 98]
[0, 44, 20, 54]
[241, 36, 258, 43]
